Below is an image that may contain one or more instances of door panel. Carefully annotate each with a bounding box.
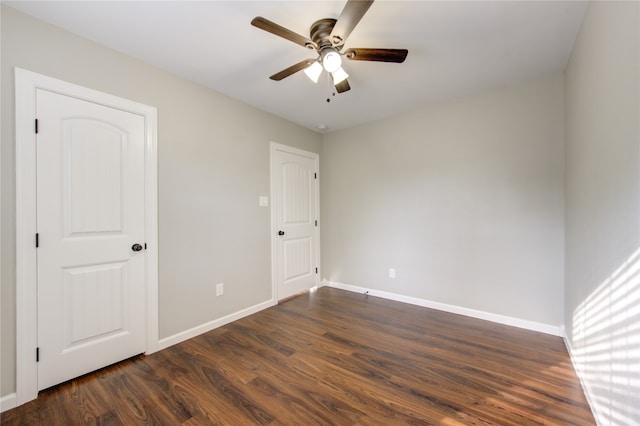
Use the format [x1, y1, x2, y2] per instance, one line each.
[272, 146, 318, 300]
[64, 262, 127, 349]
[36, 89, 146, 390]
[284, 237, 312, 282]
[64, 119, 124, 235]
[283, 162, 311, 224]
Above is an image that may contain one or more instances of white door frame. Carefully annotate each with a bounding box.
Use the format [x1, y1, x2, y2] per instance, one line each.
[14, 68, 159, 405]
[269, 142, 320, 301]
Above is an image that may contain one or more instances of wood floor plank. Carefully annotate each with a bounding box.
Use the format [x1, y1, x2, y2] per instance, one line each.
[1, 287, 595, 425]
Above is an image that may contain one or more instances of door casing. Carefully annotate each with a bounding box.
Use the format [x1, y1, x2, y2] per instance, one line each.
[15, 68, 159, 405]
[270, 142, 320, 301]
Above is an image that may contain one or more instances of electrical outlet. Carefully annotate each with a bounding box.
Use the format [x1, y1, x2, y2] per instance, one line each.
[389, 268, 396, 279]
[216, 283, 224, 296]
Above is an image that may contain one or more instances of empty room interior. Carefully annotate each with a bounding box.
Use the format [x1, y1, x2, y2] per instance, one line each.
[1, 1, 638, 424]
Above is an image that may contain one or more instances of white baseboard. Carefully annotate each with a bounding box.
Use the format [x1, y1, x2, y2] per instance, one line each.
[156, 298, 277, 351]
[321, 280, 562, 336]
[1, 393, 17, 413]
[560, 327, 601, 426]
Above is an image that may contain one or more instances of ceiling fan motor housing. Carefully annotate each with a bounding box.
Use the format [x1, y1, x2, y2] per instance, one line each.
[310, 18, 339, 49]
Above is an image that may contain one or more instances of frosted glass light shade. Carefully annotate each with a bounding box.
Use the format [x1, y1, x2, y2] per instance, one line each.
[331, 67, 349, 84]
[304, 61, 323, 83]
[322, 50, 342, 73]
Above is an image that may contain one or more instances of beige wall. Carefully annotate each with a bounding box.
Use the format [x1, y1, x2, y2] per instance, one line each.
[1, 6, 322, 396]
[322, 74, 565, 326]
[564, 1, 640, 424]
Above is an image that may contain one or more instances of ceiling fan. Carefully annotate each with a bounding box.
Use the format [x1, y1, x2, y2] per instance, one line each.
[251, 0, 408, 94]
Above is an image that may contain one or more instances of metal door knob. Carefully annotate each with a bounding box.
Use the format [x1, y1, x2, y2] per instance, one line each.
[132, 243, 143, 252]
[278, 230, 285, 236]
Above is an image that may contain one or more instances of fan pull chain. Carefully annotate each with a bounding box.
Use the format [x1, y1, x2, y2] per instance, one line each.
[325, 73, 336, 103]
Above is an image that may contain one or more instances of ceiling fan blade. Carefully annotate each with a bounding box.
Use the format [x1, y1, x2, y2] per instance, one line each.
[269, 59, 316, 81]
[251, 16, 316, 49]
[335, 79, 351, 93]
[345, 48, 408, 63]
[330, 0, 374, 46]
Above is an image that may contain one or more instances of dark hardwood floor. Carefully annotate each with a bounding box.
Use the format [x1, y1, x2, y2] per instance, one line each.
[2, 287, 595, 425]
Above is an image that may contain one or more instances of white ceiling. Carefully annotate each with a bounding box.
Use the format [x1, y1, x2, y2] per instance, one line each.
[6, 1, 588, 133]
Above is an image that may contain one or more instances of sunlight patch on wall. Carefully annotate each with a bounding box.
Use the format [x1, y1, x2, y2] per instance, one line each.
[572, 248, 640, 425]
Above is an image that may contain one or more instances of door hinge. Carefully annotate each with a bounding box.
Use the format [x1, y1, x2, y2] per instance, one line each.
[314, 172, 317, 179]
[315, 267, 318, 274]
[315, 220, 318, 227]
[36, 347, 40, 362]
[144, 243, 147, 250]
[35, 233, 39, 248]
[35, 119, 39, 134]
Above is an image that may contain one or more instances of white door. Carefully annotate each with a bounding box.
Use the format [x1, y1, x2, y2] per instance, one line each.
[36, 89, 146, 390]
[271, 143, 319, 301]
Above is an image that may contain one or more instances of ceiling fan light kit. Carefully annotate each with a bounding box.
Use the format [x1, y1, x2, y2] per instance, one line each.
[251, 0, 408, 95]
[304, 61, 323, 83]
[321, 48, 342, 73]
[331, 67, 349, 85]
